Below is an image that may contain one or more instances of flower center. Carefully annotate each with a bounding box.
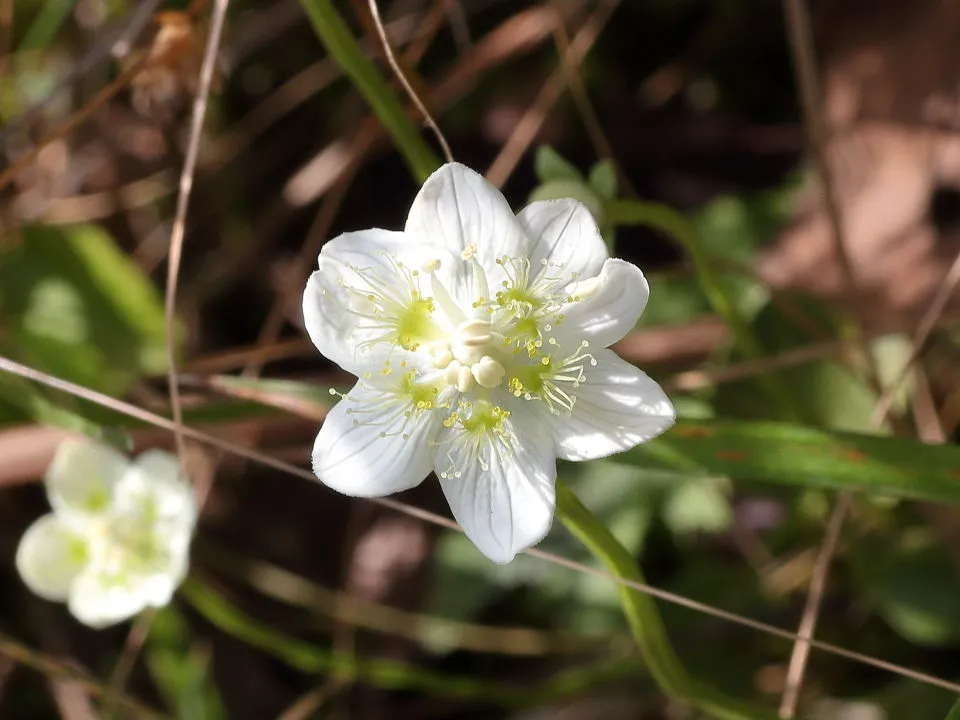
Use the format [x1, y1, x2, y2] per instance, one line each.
[437, 399, 514, 478]
[341, 245, 604, 417]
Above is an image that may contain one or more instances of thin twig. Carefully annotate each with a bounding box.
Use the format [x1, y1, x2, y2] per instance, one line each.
[0, 0, 163, 145]
[0, 0, 209, 196]
[440, 0, 472, 52]
[106, 0, 230, 709]
[777, 0, 885, 712]
[0, 62, 145, 196]
[240, 1, 446, 375]
[869, 248, 960, 427]
[0, 631, 167, 719]
[366, 0, 453, 163]
[164, 0, 230, 464]
[102, 610, 155, 720]
[778, 493, 851, 717]
[0, 0, 13, 73]
[549, 2, 637, 197]
[486, 1, 617, 187]
[780, 205, 960, 719]
[2, 356, 960, 695]
[782, 0, 874, 371]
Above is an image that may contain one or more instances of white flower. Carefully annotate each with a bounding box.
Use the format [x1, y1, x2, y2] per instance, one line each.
[303, 163, 675, 563]
[16, 438, 197, 628]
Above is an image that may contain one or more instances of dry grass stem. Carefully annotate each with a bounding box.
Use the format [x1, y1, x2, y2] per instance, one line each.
[366, 0, 453, 163]
[0, 357, 957, 694]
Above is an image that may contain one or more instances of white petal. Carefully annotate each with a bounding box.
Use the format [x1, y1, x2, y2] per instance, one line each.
[114, 451, 198, 540]
[404, 163, 530, 297]
[16, 515, 89, 602]
[141, 572, 180, 608]
[436, 399, 556, 564]
[68, 567, 153, 628]
[552, 259, 649, 349]
[45, 438, 129, 518]
[517, 199, 608, 280]
[551, 348, 675, 461]
[312, 381, 441, 497]
[303, 228, 450, 374]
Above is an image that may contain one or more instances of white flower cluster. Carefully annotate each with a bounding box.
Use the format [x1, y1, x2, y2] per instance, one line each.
[16, 438, 196, 628]
[303, 163, 675, 563]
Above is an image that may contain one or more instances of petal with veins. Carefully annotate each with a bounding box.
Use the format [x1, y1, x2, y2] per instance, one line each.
[517, 199, 607, 280]
[553, 259, 649, 349]
[550, 348, 675, 461]
[312, 381, 442, 497]
[436, 399, 556, 563]
[405, 163, 530, 300]
[303, 229, 450, 374]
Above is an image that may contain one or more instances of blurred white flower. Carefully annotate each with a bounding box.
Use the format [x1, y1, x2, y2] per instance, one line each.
[16, 438, 197, 628]
[303, 162, 674, 563]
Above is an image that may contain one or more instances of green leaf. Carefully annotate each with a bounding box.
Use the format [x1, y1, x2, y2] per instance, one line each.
[534, 146, 583, 183]
[146, 606, 226, 720]
[18, 0, 76, 52]
[0, 224, 168, 396]
[629, 419, 960, 505]
[588, 160, 618, 201]
[556, 482, 777, 720]
[0, 372, 99, 433]
[864, 545, 960, 646]
[296, 0, 440, 181]
[946, 697, 960, 720]
[528, 179, 605, 224]
[662, 477, 733, 536]
[181, 579, 637, 706]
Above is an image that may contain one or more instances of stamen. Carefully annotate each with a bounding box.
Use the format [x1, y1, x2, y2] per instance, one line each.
[472, 355, 506, 388]
[437, 400, 514, 479]
[432, 347, 453, 368]
[443, 360, 462, 386]
[428, 266, 466, 324]
[456, 365, 474, 393]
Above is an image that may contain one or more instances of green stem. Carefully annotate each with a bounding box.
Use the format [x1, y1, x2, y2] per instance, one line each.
[297, 0, 442, 181]
[946, 698, 960, 720]
[605, 198, 801, 421]
[181, 578, 640, 706]
[556, 480, 777, 720]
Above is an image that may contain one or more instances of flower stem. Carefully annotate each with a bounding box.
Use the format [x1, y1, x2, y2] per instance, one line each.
[555, 480, 777, 720]
[297, 0, 442, 182]
[605, 198, 802, 422]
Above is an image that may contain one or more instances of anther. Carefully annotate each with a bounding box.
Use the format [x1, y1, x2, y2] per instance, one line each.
[456, 365, 474, 393]
[444, 360, 462, 386]
[456, 318, 493, 347]
[432, 347, 453, 369]
[472, 356, 506, 389]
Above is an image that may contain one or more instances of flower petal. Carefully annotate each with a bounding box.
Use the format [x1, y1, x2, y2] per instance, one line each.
[68, 567, 153, 628]
[552, 258, 649, 349]
[312, 381, 441, 497]
[517, 199, 607, 280]
[404, 163, 530, 297]
[550, 348, 675, 461]
[436, 398, 556, 563]
[303, 228, 450, 374]
[16, 515, 89, 602]
[45, 438, 129, 518]
[115, 450, 197, 544]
